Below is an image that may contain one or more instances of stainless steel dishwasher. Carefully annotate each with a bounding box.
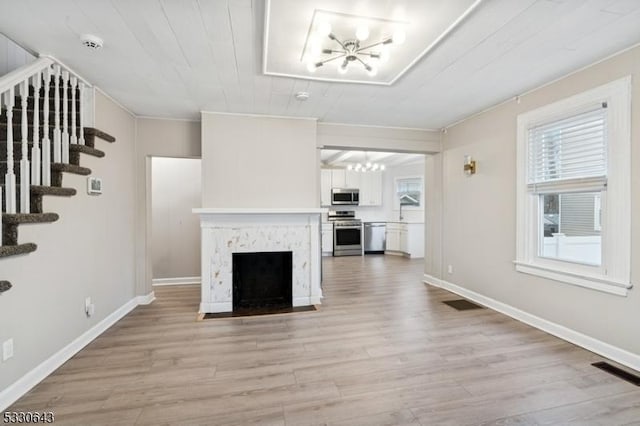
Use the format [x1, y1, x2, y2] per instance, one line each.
[364, 222, 386, 254]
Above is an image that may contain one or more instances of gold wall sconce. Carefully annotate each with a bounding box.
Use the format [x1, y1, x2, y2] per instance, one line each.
[464, 155, 476, 176]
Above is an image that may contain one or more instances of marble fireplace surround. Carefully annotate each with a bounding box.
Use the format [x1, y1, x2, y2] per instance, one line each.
[193, 208, 325, 313]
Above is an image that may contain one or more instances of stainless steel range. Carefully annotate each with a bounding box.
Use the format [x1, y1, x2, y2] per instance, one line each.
[328, 210, 362, 256]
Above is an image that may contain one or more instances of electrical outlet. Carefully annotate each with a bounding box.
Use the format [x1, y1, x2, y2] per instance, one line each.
[3, 338, 14, 361]
[447, 264, 453, 274]
[85, 297, 94, 317]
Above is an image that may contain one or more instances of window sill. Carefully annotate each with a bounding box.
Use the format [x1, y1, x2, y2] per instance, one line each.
[513, 261, 631, 297]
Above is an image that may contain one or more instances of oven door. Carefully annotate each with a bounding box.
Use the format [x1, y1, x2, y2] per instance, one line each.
[333, 225, 362, 256]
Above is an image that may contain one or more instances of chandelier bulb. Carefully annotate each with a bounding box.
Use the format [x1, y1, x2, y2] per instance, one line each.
[306, 61, 317, 72]
[356, 25, 369, 41]
[317, 21, 332, 37]
[367, 66, 378, 77]
[392, 28, 406, 45]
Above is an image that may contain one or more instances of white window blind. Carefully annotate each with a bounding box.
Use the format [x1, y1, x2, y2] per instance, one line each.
[527, 105, 607, 192]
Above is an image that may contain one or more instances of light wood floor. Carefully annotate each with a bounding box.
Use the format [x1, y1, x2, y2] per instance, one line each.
[9, 256, 640, 425]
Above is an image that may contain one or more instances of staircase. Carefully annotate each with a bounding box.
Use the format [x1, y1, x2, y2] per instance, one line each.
[0, 57, 115, 294]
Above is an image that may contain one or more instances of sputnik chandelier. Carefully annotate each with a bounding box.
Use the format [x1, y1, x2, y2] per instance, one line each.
[304, 20, 406, 76]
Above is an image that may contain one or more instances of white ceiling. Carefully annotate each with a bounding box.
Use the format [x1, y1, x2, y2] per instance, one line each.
[1, 0, 639, 129]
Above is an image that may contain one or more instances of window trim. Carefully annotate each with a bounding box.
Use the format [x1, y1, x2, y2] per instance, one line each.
[394, 175, 424, 211]
[515, 76, 632, 296]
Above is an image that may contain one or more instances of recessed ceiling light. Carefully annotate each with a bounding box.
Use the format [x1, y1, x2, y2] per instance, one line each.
[295, 91, 310, 101]
[80, 34, 103, 50]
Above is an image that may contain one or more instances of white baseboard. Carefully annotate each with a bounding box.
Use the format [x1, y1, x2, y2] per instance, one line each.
[0, 291, 155, 411]
[137, 291, 156, 305]
[152, 276, 201, 286]
[423, 274, 640, 372]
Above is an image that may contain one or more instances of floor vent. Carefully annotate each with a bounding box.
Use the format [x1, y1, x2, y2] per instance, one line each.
[592, 362, 640, 386]
[443, 299, 484, 311]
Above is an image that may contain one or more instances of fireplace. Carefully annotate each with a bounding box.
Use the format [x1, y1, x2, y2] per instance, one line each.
[193, 208, 324, 314]
[232, 251, 292, 311]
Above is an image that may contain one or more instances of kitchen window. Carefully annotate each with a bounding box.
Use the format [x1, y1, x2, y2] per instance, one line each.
[396, 177, 423, 208]
[515, 77, 632, 296]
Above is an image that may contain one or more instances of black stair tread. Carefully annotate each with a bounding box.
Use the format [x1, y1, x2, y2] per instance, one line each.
[69, 144, 105, 158]
[0, 280, 11, 293]
[84, 127, 116, 143]
[0, 243, 37, 258]
[2, 212, 59, 224]
[0, 184, 76, 196]
[29, 185, 77, 196]
[51, 163, 91, 175]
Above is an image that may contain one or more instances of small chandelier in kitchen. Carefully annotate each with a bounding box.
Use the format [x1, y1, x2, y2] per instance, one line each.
[305, 21, 406, 76]
[347, 162, 385, 172]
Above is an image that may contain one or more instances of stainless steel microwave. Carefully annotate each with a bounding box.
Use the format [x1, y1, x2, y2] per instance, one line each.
[331, 188, 359, 205]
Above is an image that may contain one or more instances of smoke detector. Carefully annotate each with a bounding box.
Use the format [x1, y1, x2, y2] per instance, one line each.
[80, 34, 103, 50]
[295, 91, 310, 101]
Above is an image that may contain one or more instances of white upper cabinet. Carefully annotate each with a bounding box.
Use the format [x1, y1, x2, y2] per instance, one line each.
[320, 168, 382, 207]
[331, 169, 346, 188]
[345, 170, 360, 189]
[359, 171, 383, 206]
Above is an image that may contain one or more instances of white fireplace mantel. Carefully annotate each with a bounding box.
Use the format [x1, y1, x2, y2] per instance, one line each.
[193, 208, 326, 314]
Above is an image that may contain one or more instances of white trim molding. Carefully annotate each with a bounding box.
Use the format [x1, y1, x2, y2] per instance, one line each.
[152, 277, 201, 286]
[423, 274, 640, 372]
[0, 292, 155, 411]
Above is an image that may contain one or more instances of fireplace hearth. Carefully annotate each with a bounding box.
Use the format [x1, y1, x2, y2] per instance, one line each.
[232, 251, 292, 311]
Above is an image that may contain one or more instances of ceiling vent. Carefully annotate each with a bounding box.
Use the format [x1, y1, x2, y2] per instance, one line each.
[80, 34, 103, 50]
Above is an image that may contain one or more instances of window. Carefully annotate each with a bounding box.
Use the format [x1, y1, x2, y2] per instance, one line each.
[515, 77, 631, 296]
[396, 177, 423, 208]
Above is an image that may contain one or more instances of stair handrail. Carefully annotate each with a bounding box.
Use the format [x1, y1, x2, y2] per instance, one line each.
[0, 57, 53, 94]
[38, 55, 92, 88]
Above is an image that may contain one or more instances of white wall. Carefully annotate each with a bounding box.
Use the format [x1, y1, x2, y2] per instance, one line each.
[134, 118, 201, 296]
[0, 33, 34, 76]
[427, 45, 640, 358]
[151, 157, 201, 281]
[201, 113, 318, 208]
[0, 91, 136, 394]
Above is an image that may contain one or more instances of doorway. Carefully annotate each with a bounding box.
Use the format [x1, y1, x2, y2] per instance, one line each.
[150, 156, 202, 286]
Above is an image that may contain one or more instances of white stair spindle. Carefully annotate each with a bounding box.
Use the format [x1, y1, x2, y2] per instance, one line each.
[61, 70, 69, 163]
[53, 65, 61, 163]
[3, 88, 17, 214]
[19, 80, 30, 213]
[78, 82, 85, 145]
[31, 71, 41, 186]
[42, 67, 52, 186]
[70, 76, 77, 145]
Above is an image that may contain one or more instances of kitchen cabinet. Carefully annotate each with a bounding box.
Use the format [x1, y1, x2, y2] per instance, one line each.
[359, 171, 383, 206]
[320, 168, 382, 206]
[385, 223, 401, 251]
[385, 222, 424, 258]
[331, 169, 346, 188]
[321, 169, 332, 206]
[321, 223, 334, 256]
[345, 170, 360, 188]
